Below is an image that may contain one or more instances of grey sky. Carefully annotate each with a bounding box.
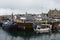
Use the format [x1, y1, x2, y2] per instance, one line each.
[0, 0, 60, 15]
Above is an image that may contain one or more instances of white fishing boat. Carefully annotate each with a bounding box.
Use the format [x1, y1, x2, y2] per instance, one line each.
[34, 24, 52, 33]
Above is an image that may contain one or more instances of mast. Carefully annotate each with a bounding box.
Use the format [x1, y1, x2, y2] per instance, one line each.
[11, 8, 14, 22]
[11, 12, 14, 22]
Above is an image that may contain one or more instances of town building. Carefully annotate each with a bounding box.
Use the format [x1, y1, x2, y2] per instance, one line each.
[48, 9, 60, 18]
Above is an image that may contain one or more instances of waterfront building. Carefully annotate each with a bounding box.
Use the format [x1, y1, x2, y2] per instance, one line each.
[48, 9, 60, 18]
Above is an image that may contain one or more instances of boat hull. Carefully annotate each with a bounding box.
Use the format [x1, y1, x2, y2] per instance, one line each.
[2, 22, 34, 31]
[34, 28, 51, 33]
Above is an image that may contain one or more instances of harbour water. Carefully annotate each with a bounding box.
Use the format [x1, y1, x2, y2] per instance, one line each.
[0, 27, 60, 40]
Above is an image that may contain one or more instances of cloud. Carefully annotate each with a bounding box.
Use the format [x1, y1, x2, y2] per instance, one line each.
[0, 0, 60, 15]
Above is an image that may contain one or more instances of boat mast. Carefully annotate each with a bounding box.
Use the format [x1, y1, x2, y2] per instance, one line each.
[11, 12, 14, 22]
[11, 8, 14, 22]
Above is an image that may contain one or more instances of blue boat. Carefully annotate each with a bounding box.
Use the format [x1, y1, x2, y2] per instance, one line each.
[2, 20, 17, 31]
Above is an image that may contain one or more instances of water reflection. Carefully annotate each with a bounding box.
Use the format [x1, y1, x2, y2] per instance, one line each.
[0, 27, 60, 40]
[7, 31, 50, 40]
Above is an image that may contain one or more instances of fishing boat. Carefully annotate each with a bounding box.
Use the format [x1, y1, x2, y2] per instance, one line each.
[2, 20, 17, 31]
[34, 24, 52, 33]
[13, 17, 35, 31]
[2, 14, 36, 31]
[2, 20, 35, 31]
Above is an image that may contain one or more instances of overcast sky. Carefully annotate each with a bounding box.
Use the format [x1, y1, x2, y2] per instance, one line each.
[0, 0, 60, 15]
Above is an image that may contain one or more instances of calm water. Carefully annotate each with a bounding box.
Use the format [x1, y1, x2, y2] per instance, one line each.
[0, 27, 60, 40]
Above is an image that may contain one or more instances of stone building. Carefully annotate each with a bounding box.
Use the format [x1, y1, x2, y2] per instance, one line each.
[48, 9, 60, 18]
